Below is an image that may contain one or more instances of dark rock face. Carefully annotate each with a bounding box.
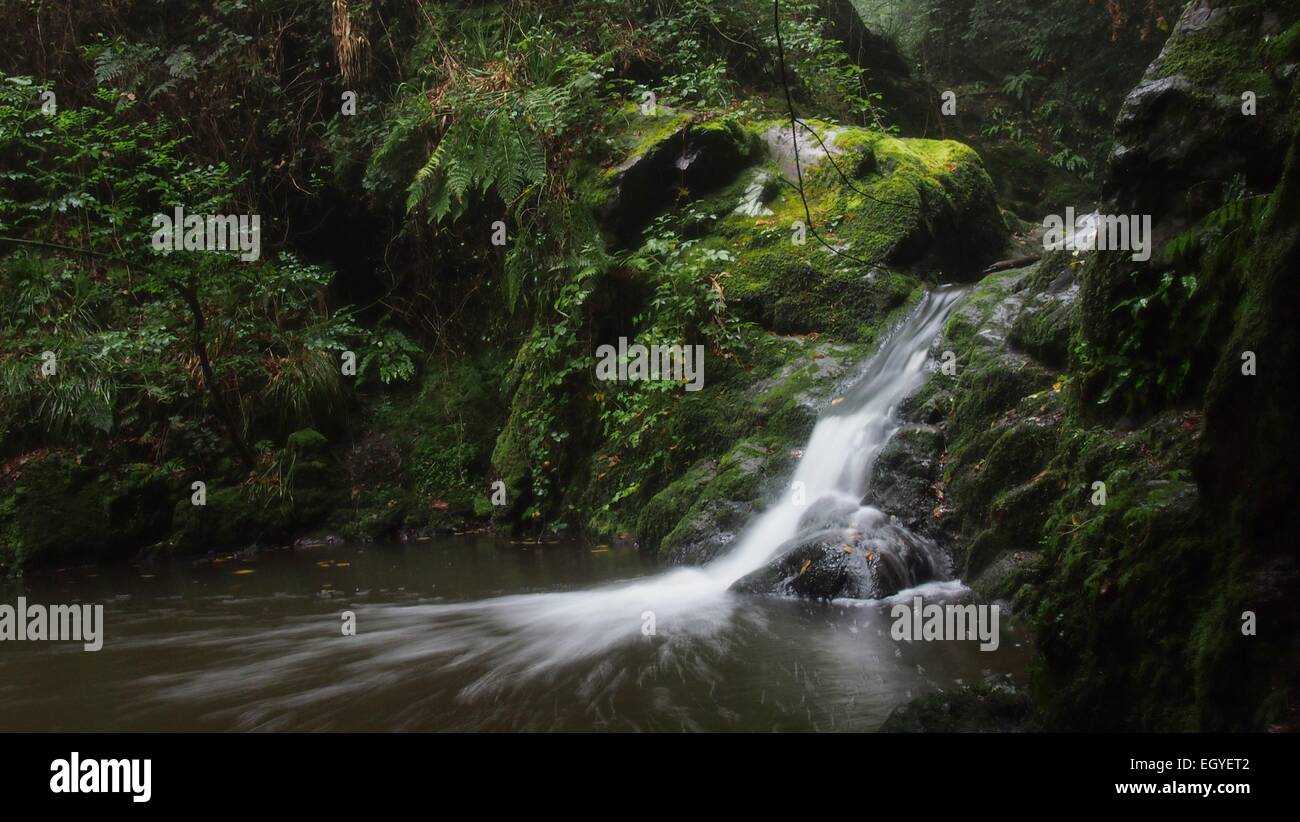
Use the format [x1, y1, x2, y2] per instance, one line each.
[1104, 0, 1295, 251]
[817, 0, 931, 133]
[880, 675, 1040, 732]
[729, 518, 939, 600]
[660, 498, 754, 565]
[863, 424, 944, 536]
[599, 118, 756, 247]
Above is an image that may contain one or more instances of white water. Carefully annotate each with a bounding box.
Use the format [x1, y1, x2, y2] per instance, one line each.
[710, 285, 965, 584]
[129, 287, 972, 717]
[329, 286, 970, 685]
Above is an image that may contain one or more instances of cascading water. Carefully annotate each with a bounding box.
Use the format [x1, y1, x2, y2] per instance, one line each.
[97, 286, 984, 729]
[410, 285, 969, 682]
[711, 285, 965, 590]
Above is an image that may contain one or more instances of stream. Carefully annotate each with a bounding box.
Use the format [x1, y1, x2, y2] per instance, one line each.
[0, 288, 1030, 731]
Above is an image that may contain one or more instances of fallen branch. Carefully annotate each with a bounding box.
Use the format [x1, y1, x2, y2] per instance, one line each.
[982, 254, 1041, 274]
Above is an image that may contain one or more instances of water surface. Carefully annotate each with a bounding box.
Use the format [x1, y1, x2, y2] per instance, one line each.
[0, 536, 1028, 731]
[0, 288, 1031, 732]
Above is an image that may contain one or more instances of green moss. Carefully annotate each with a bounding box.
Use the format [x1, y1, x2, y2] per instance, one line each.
[1268, 19, 1300, 63]
[635, 460, 717, 553]
[608, 104, 693, 168]
[651, 433, 801, 561]
[698, 121, 1005, 339]
[909, 251, 1281, 729]
[0, 455, 176, 573]
[171, 486, 271, 552]
[582, 329, 853, 546]
[1153, 8, 1273, 91]
[286, 428, 329, 455]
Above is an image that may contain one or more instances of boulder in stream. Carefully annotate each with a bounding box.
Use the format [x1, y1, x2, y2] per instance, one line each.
[730, 520, 937, 601]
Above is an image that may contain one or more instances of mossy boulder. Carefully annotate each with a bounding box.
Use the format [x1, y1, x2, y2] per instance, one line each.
[494, 106, 1011, 552]
[170, 485, 293, 552]
[880, 676, 1040, 732]
[0, 454, 176, 573]
[597, 109, 760, 247]
[657, 439, 794, 564]
[706, 122, 1007, 339]
[863, 423, 945, 536]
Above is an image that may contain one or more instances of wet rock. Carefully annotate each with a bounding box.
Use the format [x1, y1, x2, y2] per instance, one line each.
[599, 116, 756, 246]
[864, 424, 944, 534]
[660, 498, 754, 565]
[293, 533, 346, 549]
[1008, 266, 1079, 368]
[730, 524, 936, 601]
[730, 531, 881, 600]
[879, 675, 1040, 732]
[970, 549, 1046, 604]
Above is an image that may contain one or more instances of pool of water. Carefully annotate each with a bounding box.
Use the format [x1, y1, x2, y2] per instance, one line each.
[0, 536, 1030, 731]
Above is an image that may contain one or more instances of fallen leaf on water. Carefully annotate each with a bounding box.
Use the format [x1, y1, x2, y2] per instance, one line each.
[233, 569, 255, 576]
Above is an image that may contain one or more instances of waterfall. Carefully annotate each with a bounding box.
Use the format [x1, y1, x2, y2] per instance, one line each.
[709, 285, 965, 587]
[345, 285, 970, 681]
[141, 287, 971, 715]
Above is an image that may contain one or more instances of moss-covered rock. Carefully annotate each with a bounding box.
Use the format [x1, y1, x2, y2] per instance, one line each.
[707, 122, 1007, 339]
[863, 422, 944, 536]
[880, 676, 1040, 732]
[897, 80, 1300, 726]
[0, 454, 176, 573]
[484, 107, 1011, 551]
[170, 485, 290, 552]
[658, 438, 795, 564]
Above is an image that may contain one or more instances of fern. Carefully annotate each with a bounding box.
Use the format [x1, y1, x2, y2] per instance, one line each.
[405, 102, 547, 222]
[405, 136, 448, 214]
[87, 38, 161, 91]
[1165, 193, 1271, 266]
[164, 47, 197, 80]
